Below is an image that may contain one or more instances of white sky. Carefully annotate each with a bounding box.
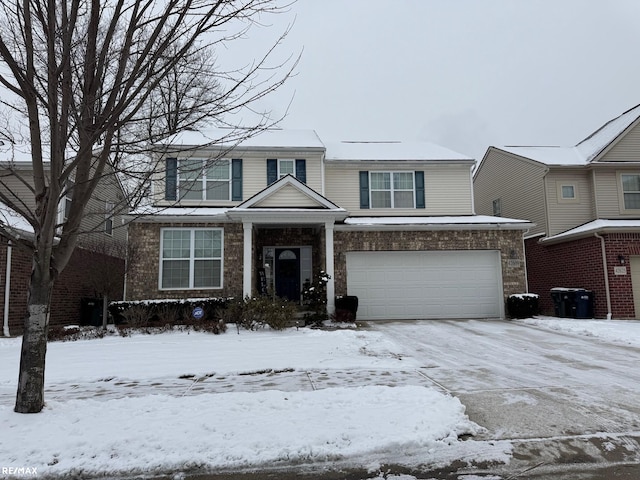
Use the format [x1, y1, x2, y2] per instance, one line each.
[222, 0, 640, 161]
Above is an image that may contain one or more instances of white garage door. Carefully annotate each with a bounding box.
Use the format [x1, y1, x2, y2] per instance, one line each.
[346, 250, 503, 320]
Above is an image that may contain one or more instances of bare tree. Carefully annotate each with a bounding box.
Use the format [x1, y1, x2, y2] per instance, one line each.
[0, 0, 297, 413]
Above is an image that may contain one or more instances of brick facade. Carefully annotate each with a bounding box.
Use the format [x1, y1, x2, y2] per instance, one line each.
[525, 233, 640, 319]
[333, 229, 527, 301]
[0, 239, 125, 336]
[126, 222, 244, 300]
[126, 222, 528, 317]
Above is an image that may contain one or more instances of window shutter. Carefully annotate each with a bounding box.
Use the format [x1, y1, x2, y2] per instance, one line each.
[165, 158, 177, 201]
[359, 171, 370, 209]
[415, 171, 425, 209]
[232, 159, 243, 201]
[267, 159, 277, 185]
[295, 159, 306, 183]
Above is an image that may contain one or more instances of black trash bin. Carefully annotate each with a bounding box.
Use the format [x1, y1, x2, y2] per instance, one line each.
[550, 288, 571, 317]
[335, 295, 358, 322]
[80, 298, 103, 326]
[574, 290, 594, 319]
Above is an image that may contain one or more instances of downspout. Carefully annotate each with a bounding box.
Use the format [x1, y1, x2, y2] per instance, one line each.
[594, 232, 612, 320]
[3, 240, 12, 337]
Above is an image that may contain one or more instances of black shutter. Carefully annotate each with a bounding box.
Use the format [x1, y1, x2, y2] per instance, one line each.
[232, 159, 243, 201]
[415, 171, 425, 209]
[165, 158, 177, 201]
[295, 159, 306, 183]
[359, 171, 369, 209]
[267, 159, 277, 185]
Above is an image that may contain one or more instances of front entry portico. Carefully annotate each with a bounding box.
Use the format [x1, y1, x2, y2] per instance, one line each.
[226, 175, 347, 314]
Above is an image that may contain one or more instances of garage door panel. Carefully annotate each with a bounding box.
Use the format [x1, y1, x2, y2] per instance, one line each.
[346, 251, 503, 320]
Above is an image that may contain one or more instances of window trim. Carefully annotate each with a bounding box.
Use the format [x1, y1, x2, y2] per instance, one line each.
[277, 159, 296, 179]
[492, 198, 502, 216]
[159, 227, 224, 290]
[104, 201, 114, 236]
[618, 172, 640, 214]
[557, 182, 578, 203]
[177, 158, 232, 201]
[369, 171, 416, 209]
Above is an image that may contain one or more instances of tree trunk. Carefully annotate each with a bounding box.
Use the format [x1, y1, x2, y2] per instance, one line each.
[102, 293, 108, 330]
[14, 262, 53, 413]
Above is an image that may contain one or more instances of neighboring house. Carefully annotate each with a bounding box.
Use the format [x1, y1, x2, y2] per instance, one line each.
[126, 128, 532, 321]
[474, 104, 640, 319]
[0, 144, 128, 335]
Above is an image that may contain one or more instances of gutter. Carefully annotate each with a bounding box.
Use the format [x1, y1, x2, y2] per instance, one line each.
[3, 240, 11, 337]
[594, 232, 612, 320]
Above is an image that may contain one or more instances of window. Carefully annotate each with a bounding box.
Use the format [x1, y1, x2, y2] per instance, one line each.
[561, 185, 575, 199]
[622, 174, 640, 210]
[278, 159, 295, 178]
[160, 228, 223, 289]
[178, 159, 231, 201]
[370, 172, 415, 208]
[105, 202, 114, 236]
[492, 198, 502, 216]
[58, 180, 74, 223]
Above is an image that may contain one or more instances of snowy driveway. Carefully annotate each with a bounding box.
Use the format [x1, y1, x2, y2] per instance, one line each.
[373, 319, 640, 478]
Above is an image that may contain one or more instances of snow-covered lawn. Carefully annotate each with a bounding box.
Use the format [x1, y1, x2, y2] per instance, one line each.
[0, 326, 482, 479]
[519, 316, 640, 348]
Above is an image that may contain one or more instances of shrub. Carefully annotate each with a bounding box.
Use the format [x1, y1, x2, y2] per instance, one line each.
[507, 294, 539, 319]
[109, 297, 230, 334]
[302, 270, 331, 326]
[226, 296, 298, 331]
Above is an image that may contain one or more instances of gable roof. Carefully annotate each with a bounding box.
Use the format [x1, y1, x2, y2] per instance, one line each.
[496, 104, 640, 166]
[324, 141, 473, 162]
[235, 174, 342, 210]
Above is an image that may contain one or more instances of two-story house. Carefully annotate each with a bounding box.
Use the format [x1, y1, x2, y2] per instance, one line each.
[474, 104, 640, 319]
[125, 128, 531, 321]
[0, 143, 128, 335]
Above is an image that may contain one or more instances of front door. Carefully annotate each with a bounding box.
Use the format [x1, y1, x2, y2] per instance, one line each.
[275, 248, 301, 302]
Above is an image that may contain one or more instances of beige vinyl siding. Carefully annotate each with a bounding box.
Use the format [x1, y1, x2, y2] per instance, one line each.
[324, 163, 473, 216]
[154, 151, 324, 206]
[255, 185, 320, 208]
[597, 122, 640, 162]
[592, 168, 640, 217]
[545, 169, 594, 236]
[474, 149, 547, 236]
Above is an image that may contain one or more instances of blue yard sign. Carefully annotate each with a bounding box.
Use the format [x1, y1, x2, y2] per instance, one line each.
[192, 307, 204, 319]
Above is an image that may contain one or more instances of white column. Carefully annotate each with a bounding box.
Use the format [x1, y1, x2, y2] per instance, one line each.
[325, 221, 335, 315]
[243, 222, 253, 299]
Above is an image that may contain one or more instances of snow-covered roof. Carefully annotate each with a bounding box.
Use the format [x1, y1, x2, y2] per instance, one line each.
[155, 128, 325, 150]
[542, 219, 640, 244]
[498, 104, 640, 167]
[128, 206, 230, 218]
[324, 141, 473, 162]
[341, 215, 532, 230]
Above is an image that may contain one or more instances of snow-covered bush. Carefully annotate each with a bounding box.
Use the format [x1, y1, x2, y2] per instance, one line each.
[507, 293, 539, 319]
[225, 296, 297, 331]
[302, 270, 331, 325]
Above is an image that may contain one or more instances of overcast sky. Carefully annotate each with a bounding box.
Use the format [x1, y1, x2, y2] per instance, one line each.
[225, 0, 640, 162]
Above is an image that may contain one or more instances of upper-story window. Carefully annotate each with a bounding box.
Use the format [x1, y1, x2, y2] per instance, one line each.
[370, 172, 415, 208]
[105, 201, 114, 236]
[58, 180, 74, 224]
[621, 174, 640, 210]
[267, 159, 306, 185]
[179, 158, 231, 201]
[359, 170, 425, 209]
[492, 198, 502, 216]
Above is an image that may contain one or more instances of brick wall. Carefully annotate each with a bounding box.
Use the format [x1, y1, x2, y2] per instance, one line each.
[333, 229, 527, 301]
[126, 222, 244, 300]
[0, 239, 125, 336]
[525, 233, 640, 319]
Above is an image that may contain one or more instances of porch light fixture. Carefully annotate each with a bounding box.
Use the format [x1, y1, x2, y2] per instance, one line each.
[618, 255, 626, 265]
